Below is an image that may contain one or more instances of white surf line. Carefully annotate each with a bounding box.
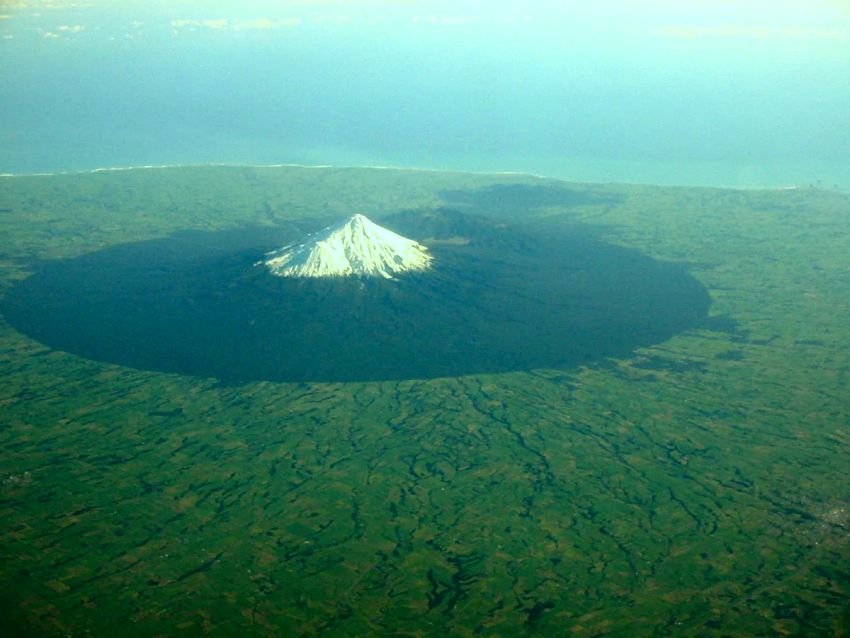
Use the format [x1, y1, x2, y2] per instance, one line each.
[1, 162, 227, 177]
[1, 164, 189, 177]
[0, 161, 553, 181]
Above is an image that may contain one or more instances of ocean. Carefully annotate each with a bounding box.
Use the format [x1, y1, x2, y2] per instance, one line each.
[2, 5, 849, 189]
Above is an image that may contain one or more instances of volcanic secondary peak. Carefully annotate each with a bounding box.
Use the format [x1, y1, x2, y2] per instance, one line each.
[261, 213, 432, 279]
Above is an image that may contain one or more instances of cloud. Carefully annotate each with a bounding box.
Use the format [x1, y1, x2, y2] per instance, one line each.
[33, 24, 85, 38]
[170, 17, 302, 33]
[0, 0, 94, 8]
[34, 1, 94, 8]
[235, 17, 276, 30]
[170, 19, 214, 33]
[166, 12, 520, 33]
[4, 1, 94, 8]
[170, 18, 229, 30]
[235, 17, 302, 29]
[203, 18, 228, 29]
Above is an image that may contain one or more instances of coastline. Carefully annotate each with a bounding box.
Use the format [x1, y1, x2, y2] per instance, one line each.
[0, 160, 834, 192]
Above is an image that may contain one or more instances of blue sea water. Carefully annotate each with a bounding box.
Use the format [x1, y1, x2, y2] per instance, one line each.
[1, 5, 849, 189]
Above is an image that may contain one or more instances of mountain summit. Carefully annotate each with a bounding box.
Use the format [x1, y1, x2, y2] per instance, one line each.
[261, 214, 432, 279]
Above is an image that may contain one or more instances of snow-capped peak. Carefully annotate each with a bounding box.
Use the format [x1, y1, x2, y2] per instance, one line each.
[260, 214, 432, 279]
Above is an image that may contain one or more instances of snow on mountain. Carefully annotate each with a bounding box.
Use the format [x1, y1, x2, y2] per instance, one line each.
[260, 214, 433, 279]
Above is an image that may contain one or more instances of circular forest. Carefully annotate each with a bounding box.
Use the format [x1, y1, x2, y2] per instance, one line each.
[2, 209, 711, 383]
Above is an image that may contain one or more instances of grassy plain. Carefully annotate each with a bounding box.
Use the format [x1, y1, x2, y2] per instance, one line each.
[0, 166, 848, 636]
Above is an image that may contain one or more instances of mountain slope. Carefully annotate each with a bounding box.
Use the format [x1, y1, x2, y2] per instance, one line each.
[260, 214, 432, 278]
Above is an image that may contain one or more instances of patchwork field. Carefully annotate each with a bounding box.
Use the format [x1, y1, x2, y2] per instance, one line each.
[1, 166, 848, 636]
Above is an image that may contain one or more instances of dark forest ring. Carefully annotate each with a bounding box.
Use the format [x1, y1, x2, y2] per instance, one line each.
[1, 210, 711, 383]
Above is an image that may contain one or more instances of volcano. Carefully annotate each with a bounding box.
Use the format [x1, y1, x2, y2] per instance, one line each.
[0, 209, 712, 383]
[261, 213, 432, 279]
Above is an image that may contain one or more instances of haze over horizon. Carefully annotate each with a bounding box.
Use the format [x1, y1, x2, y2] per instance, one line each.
[2, 0, 849, 188]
